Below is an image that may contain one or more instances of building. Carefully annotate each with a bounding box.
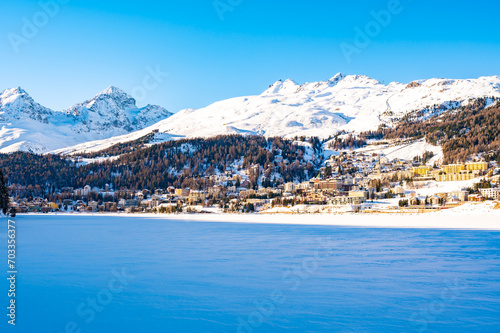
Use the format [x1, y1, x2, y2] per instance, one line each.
[348, 190, 368, 200]
[175, 188, 190, 197]
[443, 164, 465, 174]
[208, 186, 224, 198]
[413, 166, 430, 177]
[62, 199, 73, 207]
[82, 185, 92, 196]
[104, 202, 117, 211]
[48, 202, 60, 210]
[466, 162, 488, 171]
[304, 191, 327, 204]
[188, 190, 206, 203]
[297, 181, 314, 191]
[435, 171, 475, 182]
[469, 194, 485, 202]
[446, 196, 463, 207]
[393, 186, 405, 196]
[447, 191, 469, 202]
[437, 162, 488, 182]
[343, 174, 354, 185]
[88, 201, 98, 211]
[284, 182, 296, 193]
[331, 196, 365, 205]
[429, 195, 442, 205]
[240, 189, 256, 198]
[126, 199, 139, 207]
[314, 178, 343, 191]
[479, 188, 500, 200]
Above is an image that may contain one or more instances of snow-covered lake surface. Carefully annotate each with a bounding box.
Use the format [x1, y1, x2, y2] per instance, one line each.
[1, 215, 499, 332]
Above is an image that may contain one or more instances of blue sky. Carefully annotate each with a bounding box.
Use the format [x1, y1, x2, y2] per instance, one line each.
[1, 0, 500, 112]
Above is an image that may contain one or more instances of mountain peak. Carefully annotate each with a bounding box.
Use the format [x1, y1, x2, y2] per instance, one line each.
[329, 72, 346, 82]
[0, 87, 35, 108]
[264, 73, 372, 94]
[340, 74, 381, 85]
[1, 86, 29, 98]
[0, 86, 53, 125]
[98, 85, 128, 97]
[13, 86, 28, 94]
[264, 78, 299, 95]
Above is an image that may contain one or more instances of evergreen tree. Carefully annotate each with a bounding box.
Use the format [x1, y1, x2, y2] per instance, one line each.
[0, 168, 9, 215]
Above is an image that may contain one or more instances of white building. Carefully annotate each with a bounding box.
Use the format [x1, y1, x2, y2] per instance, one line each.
[297, 181, 313, 191]
[479, 188, 500, 199]
[284, 182, 296, 193]
[82, 185, 92, 196]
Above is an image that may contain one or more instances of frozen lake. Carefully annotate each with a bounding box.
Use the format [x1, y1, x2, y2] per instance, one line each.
[1, 215, 500, 332]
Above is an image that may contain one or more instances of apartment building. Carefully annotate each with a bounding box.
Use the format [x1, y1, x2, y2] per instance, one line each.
[479, 188, 500, 199]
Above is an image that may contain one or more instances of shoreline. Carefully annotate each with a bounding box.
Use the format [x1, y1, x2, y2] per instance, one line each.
[11, 210, 500, 230]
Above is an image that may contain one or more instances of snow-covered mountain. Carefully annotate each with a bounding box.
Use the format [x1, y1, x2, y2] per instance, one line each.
[53, 74, 500, 155]
[0, 87, 55, 124]
[65, 86, 172, 133]
[0, 86, 172, 153]
[158, 73, 500, 137]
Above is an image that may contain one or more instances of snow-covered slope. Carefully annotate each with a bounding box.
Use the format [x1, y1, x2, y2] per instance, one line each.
[54, 74, 500, 155]
[353, 139, 444, 165]
[0, 86, 172, 153]
[154, 73, 500, 137]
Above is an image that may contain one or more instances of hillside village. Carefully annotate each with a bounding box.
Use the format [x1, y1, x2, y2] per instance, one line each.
[9, 141, 500, 215]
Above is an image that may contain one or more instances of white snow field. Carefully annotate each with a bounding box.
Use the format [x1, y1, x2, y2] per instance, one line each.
[48, 203, 500, 230]
[351, 139, 444, 164]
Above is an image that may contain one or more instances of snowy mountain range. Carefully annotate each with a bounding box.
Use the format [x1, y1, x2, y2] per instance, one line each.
[52, 73, 500, 155]
[0, 86, 172, 153]
[2, 74, 500, 155]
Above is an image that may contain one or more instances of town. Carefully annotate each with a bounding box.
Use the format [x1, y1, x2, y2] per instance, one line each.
[8, 149, 500, 215]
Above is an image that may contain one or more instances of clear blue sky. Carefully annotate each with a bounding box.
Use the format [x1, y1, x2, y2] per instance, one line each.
[1, 0, 500, 112]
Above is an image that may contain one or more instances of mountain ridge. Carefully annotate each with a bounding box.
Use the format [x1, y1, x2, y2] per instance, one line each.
[53, 74, 500, 155]
[2, 74, 500, 155]
[0, 86, 172, 153]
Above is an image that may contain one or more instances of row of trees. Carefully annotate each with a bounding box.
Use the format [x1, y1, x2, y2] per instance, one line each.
[328, 134, 367, 150]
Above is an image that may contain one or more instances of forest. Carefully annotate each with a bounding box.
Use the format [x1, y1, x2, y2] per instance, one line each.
[0, 135, 320, 196]
[382, 98, 500, 163]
